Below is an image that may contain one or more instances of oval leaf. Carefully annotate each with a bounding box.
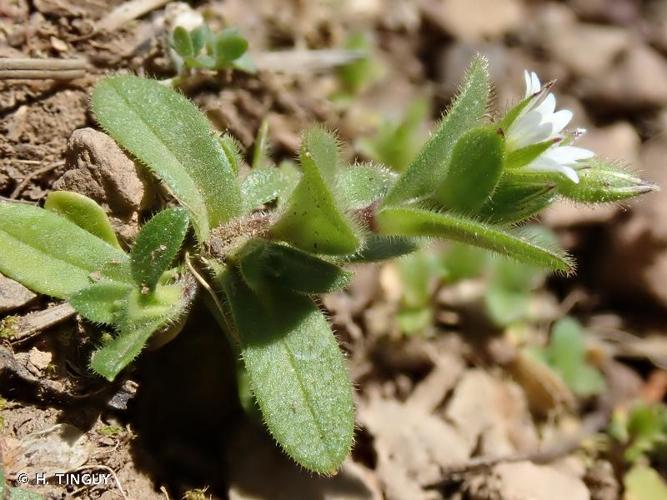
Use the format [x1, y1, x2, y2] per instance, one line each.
[45, 191, 121, 249]
[130, 208, 189, 291]
[91, 76, 242, 241]
[70, 281, 132, 324]
[0, 203, 128, 299]
[220, 268, 355, 473]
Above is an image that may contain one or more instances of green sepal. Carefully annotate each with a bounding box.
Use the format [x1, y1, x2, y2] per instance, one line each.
[556, 160, 659, 203]
[433, 126, 505, 214]
[44, 191, 122, 249]
[130, 208, 189, 291]
[91, 76, 242, 241]
[69, 281, 133, 324]
[376, 206, 573, 272]
[498, 94, 533, 131]
[220, 268, 355, 474]
[383, 55, 490, 205]
[239, 240, 351, 294]
[478, 172, 556, 224]
[505, 139, 557, 170]
[0, 202, 128, 299]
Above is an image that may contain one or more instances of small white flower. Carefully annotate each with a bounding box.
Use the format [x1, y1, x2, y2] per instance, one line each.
[506, 71, 594, 183]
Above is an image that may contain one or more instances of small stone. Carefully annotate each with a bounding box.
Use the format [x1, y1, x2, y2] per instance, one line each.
[55, 128, 153, 216]
[49, 36, 68, 52]
[423, 0, 526, 41]
[490, 461, 590, 500]
[0, 274, 37, 313]
[28, 347, 52, 371]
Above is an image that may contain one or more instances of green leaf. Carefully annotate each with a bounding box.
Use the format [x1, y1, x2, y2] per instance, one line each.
[336, 31, 380, 95]
[384, 55, 490, 205]
[271, 132, 359, 255]
[336, 163, 397, 210]
[377, 206, 573, 272]
[219, 134, 244, 176]
[556, 160, 659, 203]
[171, 26, 194, 57]
[231, 52, 257, 73]
[477, 172, 556, 224]
[240, 241, 351, 294]
[624, 464, 667, 500]
[433, 126, 505, 213]
[0, 203, 128, 299]
[544, 317, 605, 397]
[90, 284, 184, 381]
[190, 25, 210, 55]
[346, 235, 418, 263]
[619, 403, 667, 463]
[358, 99, 427, 172]
[301, 127, 340, 185]
[44, 191, 121, 249]
[214, 28, 248, 66]
[252, 119, 271, 170]
[130, 208, 189, 291]
[241, 164, 300, 213]
[485, 287, 531, 326]
[91, 76, 242, 241]
[220, 268, 355, 474]
[440, 243, 488, 282]
[70, 281, 132, 324]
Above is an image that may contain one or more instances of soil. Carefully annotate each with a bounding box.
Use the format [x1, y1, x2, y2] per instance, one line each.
[2, 0, 667, 499]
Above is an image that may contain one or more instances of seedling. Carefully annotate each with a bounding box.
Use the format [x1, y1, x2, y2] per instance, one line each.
[170, 23, 255, 76]
[0, 56, 656, 473]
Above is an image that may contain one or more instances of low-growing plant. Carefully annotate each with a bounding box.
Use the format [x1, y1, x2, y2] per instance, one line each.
[0, 57, 656, 473]
[170, 23, 255, 76]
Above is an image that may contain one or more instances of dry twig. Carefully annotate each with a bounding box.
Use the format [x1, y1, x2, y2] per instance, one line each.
[0, 59, 87, 80]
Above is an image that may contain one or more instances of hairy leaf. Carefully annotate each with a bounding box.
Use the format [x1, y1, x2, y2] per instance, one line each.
[384, 55, 490, 205]
[91, 76, 242, 241]
[346, 235, 418, 262]
[376, 206, 572, 272]
[0, 203, 128, 298]
[220, 268, 355, 474]
[45, 191, 121, 249]
[336, 163, 397, 210]
[433, 126, 504, 213]
[70, 281, 132, 324]
[241, 164, 300, 213]
[240, 241, 351, 294]
[130, 208, 189, 291]
[271, 132, 359, 255]
[90, 284, 184, 381]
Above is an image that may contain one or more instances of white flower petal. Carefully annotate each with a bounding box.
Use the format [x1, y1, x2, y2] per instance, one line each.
[526, 156, 580, 183]
[543, 145, 594, 165]
[530, 72, 541, 95]
[524, 70, 532, 98]
[549, 109, 573, 136]
[534, 93, 556, 118]
[508, 110, 553, 148]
